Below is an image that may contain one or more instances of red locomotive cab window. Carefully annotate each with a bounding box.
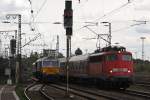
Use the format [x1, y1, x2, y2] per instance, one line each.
[122, 54, 132, 61]
[106, 54, 117, 61]
[90, 55, 103, 63]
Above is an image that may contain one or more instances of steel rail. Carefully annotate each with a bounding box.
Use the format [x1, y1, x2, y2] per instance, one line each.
[24, 82, 37, 100]
[49, 84, 120, 100]
[123, 89, 150, 99]
[40, 85, 55, 100]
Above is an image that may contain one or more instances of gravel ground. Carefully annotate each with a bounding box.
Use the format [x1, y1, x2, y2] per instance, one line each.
[0, 85, 17, 100]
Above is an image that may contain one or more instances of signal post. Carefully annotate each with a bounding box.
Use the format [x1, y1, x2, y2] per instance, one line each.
[64, 0, 73, 96]
[6, 14, 22, 84]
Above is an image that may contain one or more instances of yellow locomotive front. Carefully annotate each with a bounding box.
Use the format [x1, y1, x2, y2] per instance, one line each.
[33, 57, 59, 82]
[41, 60, 59, 75]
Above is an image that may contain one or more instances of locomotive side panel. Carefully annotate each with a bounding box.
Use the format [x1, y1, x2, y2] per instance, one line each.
[88, 55, 103, 76]
[88, 63, 102, 76]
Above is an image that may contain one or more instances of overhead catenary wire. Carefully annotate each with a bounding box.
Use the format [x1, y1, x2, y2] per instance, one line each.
[85, 26, 110, 44]
[112, 21, 148, 33]
[27, 0, 35, 31]
[24, 0, 136, 51]
[74, 0, 137, 39]
[93, 0, 135, 22]
[22, 32, 41, 48]
[34, 0, 47, 20]
[79, 20, 147, 49]
[24, 0, 45, 48]
[27, 0, 48, 31]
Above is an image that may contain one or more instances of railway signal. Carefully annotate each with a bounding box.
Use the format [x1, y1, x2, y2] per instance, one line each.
[64, 0, 73, 96]
[64, 0, 73, 35]
[10, 37, 16, 55]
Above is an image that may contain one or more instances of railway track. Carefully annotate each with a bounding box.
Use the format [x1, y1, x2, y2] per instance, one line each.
[123, 89, 150, 99]
[24, 83, 54, 100]
[47, 83, 150, 100]
[25, 78, 150, 100]
[24, 82, 36, 100]
[135, 81, 150, 88]
[40, 85, 55, 100]
[135, 83, 150, 88]
[48, 83, 122, 100]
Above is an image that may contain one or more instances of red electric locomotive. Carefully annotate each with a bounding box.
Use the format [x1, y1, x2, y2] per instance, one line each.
[59, 46, 134, 89]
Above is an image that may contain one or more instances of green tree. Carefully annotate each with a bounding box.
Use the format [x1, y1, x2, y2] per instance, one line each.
[75, 48, 82, 55]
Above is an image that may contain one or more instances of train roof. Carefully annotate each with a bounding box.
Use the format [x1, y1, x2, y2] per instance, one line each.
[59, 54, 89, 62]
[59, 46, 132, 62]
[36, 57, 58, 62]
[92, 46, 131, 54]
[90, 52, 105, 57]
[58, 58, 66, 62]
[101, 46, 126, 52]
[90, 50, 132, 57]
[70, 54, 89, 62]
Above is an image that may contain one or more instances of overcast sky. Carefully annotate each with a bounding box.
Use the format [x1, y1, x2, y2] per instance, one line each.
[0, 0, 150, 60]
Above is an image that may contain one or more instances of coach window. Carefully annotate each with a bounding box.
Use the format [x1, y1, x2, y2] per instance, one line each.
[76, 64, 78, 70]
[79, 61, 81, 71]
[72, 63, 74, 70]
[73, 63, 75, 70]
[76, 63, 79, 70]
[75, 63, 77, 70]
[70, 62, 73, 70]
[78, 62, 80, 70]
[80, 61, 83, 71]
[81, 61, 84, 71]
[74, 63, 76, 70]
[79, 61, 82, 71]
[83, 61, 87, 71]
[77, 62, 79, 70]
[70, 62, 72, 70]
[82, 61, 85, 71]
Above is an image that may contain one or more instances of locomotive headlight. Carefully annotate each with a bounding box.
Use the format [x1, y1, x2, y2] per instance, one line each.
[110, 70, 113, 73]
[43, 71, 46, 73]
[128, 70, 131, 73]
